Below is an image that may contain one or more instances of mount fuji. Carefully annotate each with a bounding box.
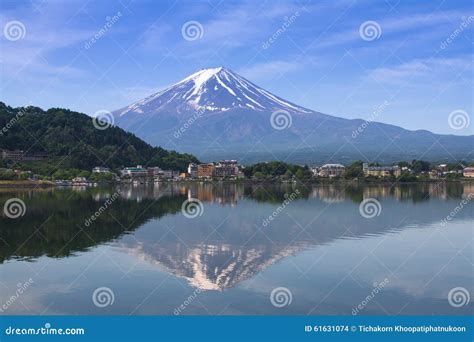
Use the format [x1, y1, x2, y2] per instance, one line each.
[113, 67, 473, 164]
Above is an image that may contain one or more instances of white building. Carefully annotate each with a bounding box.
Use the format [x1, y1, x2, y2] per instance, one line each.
[120, 165, 147, 178]
[214, 160, 239, 178]
[187, 163, 198, 178]
[92, 166, 111, 173]
[318, 164, 345, 178]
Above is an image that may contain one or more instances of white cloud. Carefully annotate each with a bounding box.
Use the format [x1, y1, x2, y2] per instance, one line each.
[0, 2, 95, 81]
[239, 60, 304, 81]
[312, 9, 469, 49]
[369, 57, 472, 85]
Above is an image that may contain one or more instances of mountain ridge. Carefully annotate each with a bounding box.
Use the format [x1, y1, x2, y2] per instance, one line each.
[112, 67, 473, 164]
[0, 102, 199, 171]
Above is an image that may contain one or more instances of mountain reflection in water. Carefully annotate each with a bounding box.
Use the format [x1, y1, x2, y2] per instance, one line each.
[1, 182, 472, 294]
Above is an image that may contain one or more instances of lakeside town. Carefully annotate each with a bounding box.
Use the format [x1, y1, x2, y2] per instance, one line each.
[1, 148, 474, 187]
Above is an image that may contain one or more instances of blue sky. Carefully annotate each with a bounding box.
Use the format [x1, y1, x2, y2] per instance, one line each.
[1, 0, 472, 135]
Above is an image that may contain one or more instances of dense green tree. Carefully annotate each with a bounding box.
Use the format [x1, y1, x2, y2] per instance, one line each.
[397, 161, 410, 168]
[411, 160, 431, 173]
[244, 161, 310, 179]
[344, 161, 364, 178]
[0, 103, 199, 174]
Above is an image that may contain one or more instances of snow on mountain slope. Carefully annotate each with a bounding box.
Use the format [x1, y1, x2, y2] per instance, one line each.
[115, 67, 312, 117]
[112, 67, 473, 164]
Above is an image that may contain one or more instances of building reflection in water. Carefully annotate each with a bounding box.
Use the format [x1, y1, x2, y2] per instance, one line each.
[0, 182, 470, 292]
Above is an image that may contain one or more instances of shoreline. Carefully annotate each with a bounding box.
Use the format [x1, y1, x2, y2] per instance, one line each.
[0, 180, 55, 188]
[0, 178, 472, 188]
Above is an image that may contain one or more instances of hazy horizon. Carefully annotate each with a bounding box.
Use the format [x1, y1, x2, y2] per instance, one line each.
[1, 0, 472, 136]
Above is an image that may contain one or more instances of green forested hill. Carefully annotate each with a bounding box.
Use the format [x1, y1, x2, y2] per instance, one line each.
[0, 102, 198, 172]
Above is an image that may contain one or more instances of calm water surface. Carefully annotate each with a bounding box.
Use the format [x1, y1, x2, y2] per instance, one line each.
[0, 183, 472, 315]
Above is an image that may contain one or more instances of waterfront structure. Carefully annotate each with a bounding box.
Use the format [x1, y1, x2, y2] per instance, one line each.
[160, 170, 180, 179]
[0, 149, 48, 161]
[147, 166, 162, 178]
[120, 165, 147, 178]
[430, 164, 450, 179]
[318, 164, 345, 178]
[92, 166, 111, 173]
[188, 163, 198, 178]
[197, 163, 215, 178]
[463, 167, 474, 178]
[437, 164, 448, 172]
[214, 160, 239, 177]
[363, 163, 401, 177]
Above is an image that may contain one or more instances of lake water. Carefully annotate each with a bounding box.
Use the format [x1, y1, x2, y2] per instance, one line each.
[0, 182, 472, 315]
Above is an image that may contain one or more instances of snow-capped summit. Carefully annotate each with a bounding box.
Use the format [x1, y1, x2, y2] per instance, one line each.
[116, 67, 310, 117]
[112, 67, 473, 164]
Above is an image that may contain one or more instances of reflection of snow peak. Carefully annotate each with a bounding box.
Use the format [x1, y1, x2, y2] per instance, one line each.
[117, 67, 311, 116]
[123, 242, 309, 291]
